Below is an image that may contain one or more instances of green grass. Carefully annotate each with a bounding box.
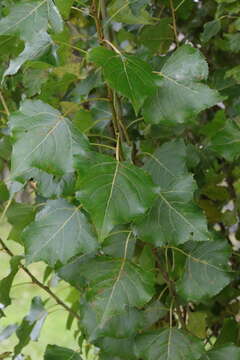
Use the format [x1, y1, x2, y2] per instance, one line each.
[0, 219, 78, 358]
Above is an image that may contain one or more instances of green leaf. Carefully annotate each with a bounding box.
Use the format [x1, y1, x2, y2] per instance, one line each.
[0, 256, 22, 308]
[139, 245, 155, 271]
[0, 1, 49, 40]
[0, 181, 9, 203]
[97, 337, 137, 360]
[6, 201, 37, 243]
[47, 0, 64, 33]
[0, 0, 63, 77]
[143, 45, 221, 125]
[215, 319, 239, 346]
[70, 72, 101, 102]
[88, 47, 156, 113]
[139, 19, 174, 53]
[85, 257, 155, 325]
[142, 300, 168, 329]
[129, 0, 149, 15]
[135, 328, 204, 360]
[80, 300, 142, 341]
[101, 355, 125, 360]
[226, 64, 240, 83]
[135, 140, 209, 246]
[186, 312, 207, 339]
[201, 345, 240, 360]
[14, 297, 48, 356]
[201, 20, 221, 42]
[9, 99, 90, 182]
[55, 0, 74, 19]
[3, 31, 52, 78]
[75, 152, 157, 241]
[225, 33, 240, 52]
[200, 109, 226, 138]
[108, 0, 154, 25]
[176, 240, 231, 302]
[22, 199, 98, 266]
[23, 67, 49, 97]
[73, 108, 93, 133]
[209, 118, 240, 161]
[102, 227, 136, 259]
[44, 344, 82, 360]
[62, 254, 155, 326]
[58, 253, 95, 290]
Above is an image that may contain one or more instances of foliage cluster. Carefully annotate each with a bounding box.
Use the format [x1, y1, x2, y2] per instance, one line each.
[0, 0, 240, 359]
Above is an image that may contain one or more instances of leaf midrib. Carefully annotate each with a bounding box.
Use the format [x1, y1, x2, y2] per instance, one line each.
[1, 0, 47, 36]
[27, 206, 79, 262]
[12, 118, 63, 177]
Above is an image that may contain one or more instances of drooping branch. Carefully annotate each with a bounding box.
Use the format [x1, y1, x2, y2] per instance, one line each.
[0, 237, 81, 321]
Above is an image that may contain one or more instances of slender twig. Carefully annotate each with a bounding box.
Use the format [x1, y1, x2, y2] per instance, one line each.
[79, 97, 109, 104]
[126, 117, 144, 130]
[91, 0, 104, 42]
[0, 198, 13, 223]
[169, 0, 179, 47]
[91, 0, 126, 158]
[0, 91, 10, 116]
[71, 6, 94, 18]
[55, 40, 87, 54]
[156, 252, 185, 328]
[88, 133, 117, 143]
[116, 133, 120, 161]
[0, 238, 81, 321]
[175, 0, 187, 12]
[90, 142, 115, 151]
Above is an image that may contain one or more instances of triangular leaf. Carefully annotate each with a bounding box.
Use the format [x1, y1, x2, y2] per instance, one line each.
[22, 199, 98, 266]
[9, 100, 90, 181]
[176, 240, 231, 302]
[135, 140, 209, 245]
[84, 257, 155, 326]
[135, 328, 204, 360]
[75, 152, 157, 241]
[143, 45, 221, 124]
[88, 47, 156, 113]
[60, 253, 155, 326]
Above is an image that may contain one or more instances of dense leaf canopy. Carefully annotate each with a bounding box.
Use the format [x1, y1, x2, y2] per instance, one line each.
[0, 0, 240, 359]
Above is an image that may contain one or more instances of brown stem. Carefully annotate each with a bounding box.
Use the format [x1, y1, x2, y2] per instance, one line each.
[91, 0, 126, 157]
[0, 238, 80, 321]
[91, 0, 104, 42]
